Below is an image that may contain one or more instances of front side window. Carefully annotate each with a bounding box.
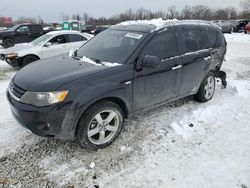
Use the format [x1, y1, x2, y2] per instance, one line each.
[49, 35, 68, 45]
[141, 31, 178, 60]
[77, 29, 147, 64]
[17, 26, 30, 33]
[182, 29, 205, 53]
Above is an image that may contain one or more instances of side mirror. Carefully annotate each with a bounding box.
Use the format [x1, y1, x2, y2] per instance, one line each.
[141, 55, 160, 68]
[69, 49, 78, 58]
[44, 42, 52, 48]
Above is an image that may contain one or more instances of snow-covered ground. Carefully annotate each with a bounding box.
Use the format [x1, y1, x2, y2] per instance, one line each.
[0, 33, 250, 188]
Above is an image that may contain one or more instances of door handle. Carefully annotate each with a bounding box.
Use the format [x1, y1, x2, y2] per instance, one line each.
[172, 65, 182, 70]
[194, 56, 211, 62]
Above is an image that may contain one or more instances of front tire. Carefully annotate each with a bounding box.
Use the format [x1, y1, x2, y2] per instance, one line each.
[3, 39, 14, 48]
[195, 73, 216, 103]
[77, 101, 124, 150]
[21, 55, 39, 67]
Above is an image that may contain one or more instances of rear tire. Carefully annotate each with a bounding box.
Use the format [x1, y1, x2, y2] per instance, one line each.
[21, 55, 39, 67]
[76, 101, 124, 150]
[3, 39, 14, 48]
[195, 73, 216, 103]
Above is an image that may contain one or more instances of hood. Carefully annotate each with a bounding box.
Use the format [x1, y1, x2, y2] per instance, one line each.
[1, 43, 33, 54]
[13, 55, 111, 91]
[0, 31, 8, 36]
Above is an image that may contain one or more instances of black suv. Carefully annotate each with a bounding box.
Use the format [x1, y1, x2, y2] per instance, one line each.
[7, 21, 227, 149]
[0, 24, 45, 48]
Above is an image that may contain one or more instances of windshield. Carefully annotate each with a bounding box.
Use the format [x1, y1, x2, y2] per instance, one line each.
[30, 34, 52, 46]
[8, 25, 20, 31]
[77, 29, 147, 64]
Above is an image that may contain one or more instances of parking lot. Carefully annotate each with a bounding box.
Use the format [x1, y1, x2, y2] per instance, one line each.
[0, 33, 249, 187]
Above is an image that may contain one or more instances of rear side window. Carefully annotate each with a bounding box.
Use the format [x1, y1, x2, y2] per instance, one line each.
[204, 30, 217, 48]
[30, 25, 43, 33]
[142, 31, 178, 60]
[182, 29, 205, 53]
[69, 34, 86, 42]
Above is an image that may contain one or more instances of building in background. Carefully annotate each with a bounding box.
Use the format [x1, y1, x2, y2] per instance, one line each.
[0, 16, 13, 26]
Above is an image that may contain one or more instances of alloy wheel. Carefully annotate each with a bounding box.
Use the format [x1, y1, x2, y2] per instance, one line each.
[204, 76, 215, 100]
[87, 110, 120, 145]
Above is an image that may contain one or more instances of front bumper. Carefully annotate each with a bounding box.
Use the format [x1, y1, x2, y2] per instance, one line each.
[6, 89, 76, 140]
[0, 53, 21, 67]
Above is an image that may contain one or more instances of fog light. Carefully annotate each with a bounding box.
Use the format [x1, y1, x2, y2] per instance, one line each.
[37, 122, 50, 131]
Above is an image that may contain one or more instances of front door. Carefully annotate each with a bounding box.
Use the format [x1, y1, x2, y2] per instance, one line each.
[15, 25, 30, 43]
[133, 30, 181, 111]
[42, 34, 71, 58]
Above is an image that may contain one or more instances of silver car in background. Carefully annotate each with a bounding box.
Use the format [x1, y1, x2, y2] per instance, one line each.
[214, 21, 232, 34]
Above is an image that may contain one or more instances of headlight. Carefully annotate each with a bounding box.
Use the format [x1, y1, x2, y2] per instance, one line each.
[5, 53, 18, 59]
[20, 90, 68, 107]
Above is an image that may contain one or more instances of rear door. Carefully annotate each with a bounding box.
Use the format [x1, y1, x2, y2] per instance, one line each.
[41, 34, 71, 58]
[133, 30, 181, 111]
[178, 28, 211, 96]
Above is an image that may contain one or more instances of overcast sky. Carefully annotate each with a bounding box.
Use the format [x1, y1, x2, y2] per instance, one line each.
[1, 0, 242, 22]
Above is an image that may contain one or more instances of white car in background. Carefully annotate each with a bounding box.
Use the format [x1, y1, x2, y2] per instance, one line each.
[0, 31, 93, 67]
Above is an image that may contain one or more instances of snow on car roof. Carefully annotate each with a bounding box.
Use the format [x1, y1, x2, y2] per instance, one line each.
[118, 18, 177, 31]
[117, 18, 220, 32]
[46, 30, 81, 35]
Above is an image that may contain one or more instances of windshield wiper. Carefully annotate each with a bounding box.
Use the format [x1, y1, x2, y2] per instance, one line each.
[88, 57, 105, 66]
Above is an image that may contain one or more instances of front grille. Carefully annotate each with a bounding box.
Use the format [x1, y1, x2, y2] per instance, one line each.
[9, 82, 27, 99]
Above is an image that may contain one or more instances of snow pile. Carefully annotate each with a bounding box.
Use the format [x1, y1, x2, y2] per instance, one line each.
[118, 18, 178, 30]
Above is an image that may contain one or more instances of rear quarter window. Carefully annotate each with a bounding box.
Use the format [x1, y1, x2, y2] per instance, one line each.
[216, 32, 226, 47]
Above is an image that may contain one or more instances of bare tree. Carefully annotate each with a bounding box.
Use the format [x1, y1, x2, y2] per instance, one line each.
[168, 6, 178, 19]
[181, 5, 192, 19]
[241, 0, 250, 11]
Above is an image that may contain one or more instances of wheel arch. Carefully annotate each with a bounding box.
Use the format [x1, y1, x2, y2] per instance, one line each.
[74, 96, 129, 137]
[3, 36, 15, 42]
[20, 54, 41, 61]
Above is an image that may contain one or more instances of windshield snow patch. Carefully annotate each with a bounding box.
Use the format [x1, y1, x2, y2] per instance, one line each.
[80, 56, 121, 67]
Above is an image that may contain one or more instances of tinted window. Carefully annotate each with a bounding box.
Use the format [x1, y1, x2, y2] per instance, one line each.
[182, 30, 205, 53]
[16, 26, 30, 33]
[30, 25, 42, 33]
[142, 31, 178, 60]
[69, 34, 86, 42]
[204, 30, 217, 48]
[49, 35, 68, 45]
[216, 32, 226, 47]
